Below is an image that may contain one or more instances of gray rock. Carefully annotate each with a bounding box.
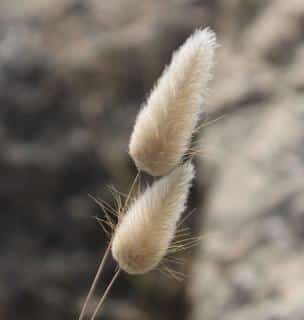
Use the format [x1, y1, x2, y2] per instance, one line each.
[190, 1, 304, 319]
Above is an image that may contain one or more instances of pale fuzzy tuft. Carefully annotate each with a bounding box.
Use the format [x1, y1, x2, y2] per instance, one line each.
[111, 162, 195, 274]
[129, 28, 217, 176]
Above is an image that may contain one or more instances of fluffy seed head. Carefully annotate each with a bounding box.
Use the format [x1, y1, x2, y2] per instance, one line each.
[129, 28, 217, 176]
[111, 162, 195, 274]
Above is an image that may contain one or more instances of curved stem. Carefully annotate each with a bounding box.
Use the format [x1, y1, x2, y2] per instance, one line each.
[78, 241, 112, 320]
[123, 170, 140, 212]
[90, 268, 121, 320]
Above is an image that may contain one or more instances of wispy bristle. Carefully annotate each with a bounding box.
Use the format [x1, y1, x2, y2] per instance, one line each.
[129, 28, 217, 176]
[111, 162, 195, 274]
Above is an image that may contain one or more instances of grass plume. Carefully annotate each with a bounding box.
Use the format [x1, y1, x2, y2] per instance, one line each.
[78, 26, 218, 319]
[111, 162, 195, 274]
[129, 28, 217, 176]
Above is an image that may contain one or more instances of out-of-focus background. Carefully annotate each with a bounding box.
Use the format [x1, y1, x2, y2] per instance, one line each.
[0, 1, 303, 319]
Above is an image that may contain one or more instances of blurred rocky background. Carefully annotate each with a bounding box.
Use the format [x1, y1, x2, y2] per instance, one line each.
[0, 0, 303, 319]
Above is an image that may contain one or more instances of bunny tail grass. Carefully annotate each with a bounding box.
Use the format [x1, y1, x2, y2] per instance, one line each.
[129, 28, 217, 176]
[111, 162, 195, 274]
[90, 268, 121, 320]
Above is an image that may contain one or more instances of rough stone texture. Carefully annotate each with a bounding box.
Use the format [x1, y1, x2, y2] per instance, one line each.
[190, 1, 304, 320]
[0, 0, 303, 319]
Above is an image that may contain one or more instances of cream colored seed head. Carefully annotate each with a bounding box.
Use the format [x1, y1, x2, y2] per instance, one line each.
[111, 162, 195, 274]
[129, 28, 216, 176]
